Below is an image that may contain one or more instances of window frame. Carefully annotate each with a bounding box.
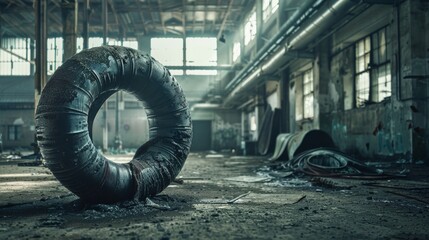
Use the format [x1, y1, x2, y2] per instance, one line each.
[0, 38, 32, 76]
[244, 10, 257, 46]
[263, 0, 279, 22]
[295, 68, 314, 121]
[7, 125, 21, 141]
[353, 25, 392, 108]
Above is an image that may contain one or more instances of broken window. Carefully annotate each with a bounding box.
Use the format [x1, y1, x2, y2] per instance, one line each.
[263, 0, 279, 21]
[354, 26, 391, 107]
[244, 11, 257, 45]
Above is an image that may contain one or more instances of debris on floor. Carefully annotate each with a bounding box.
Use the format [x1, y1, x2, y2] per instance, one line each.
[1, 153, 429, 239]
[224, 175, 271, 183]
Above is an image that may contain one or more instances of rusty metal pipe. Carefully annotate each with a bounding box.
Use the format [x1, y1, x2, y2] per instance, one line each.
[35, 46, 192, 203]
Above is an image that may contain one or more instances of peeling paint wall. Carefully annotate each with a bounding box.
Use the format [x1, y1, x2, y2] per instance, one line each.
[322, 2, 427, 160]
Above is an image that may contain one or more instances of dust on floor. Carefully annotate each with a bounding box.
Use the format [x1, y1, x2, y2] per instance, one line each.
[0, 152, 428, 239]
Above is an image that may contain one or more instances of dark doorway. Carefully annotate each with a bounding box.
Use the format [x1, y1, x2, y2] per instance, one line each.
[191, 120, 212, 152]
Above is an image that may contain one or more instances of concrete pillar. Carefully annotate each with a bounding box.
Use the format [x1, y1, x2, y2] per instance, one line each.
[30, 39, 35, 75]
[255, 85, 266, 140]
[405, 0, 428, 161]
[34, 0, 48, 111]
[82, 0, 90, 49]
[314, 38, 332, 132]
[62, 0, 78, 62]
[279, 68, 290, 133]
[138, 36, 151, 53]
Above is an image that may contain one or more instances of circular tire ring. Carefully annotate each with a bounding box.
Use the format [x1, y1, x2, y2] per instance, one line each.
[35, 46, 192, 203]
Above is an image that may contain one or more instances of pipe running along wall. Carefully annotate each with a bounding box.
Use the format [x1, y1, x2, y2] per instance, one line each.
[223, 0, 356, 107]
[35, 46, 192, 204]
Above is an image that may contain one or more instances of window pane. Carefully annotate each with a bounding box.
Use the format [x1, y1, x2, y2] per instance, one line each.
[151, 38, 183, 66]
[47, 37, 63, 75]
[89, 37, 104, 48]
[244, 11, 257, 45]
[233, 42, 241, 62]
[263, 0, 279, 21]
[186, 37, 217, 66]
[356, 56, 364, 73]
[303, 69, 313, 119]
[304, 94, 314, 118]
[375, 64, 391, 101]
[170, 70, 184, 76]
[0, 38, 31, 76]
[186, 70, 217, 75]
[364, 36, 371, 53]
[108, 39, 138, 49]
[356, 72, 370, 107]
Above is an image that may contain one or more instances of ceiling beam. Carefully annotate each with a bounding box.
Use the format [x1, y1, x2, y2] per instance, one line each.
[136, 0, 147, 35]
[157, 0, 166, 34]
[217, 0, 234, 40]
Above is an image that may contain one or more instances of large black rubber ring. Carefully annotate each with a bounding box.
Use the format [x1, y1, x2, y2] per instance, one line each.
[35, 46, 192, 203]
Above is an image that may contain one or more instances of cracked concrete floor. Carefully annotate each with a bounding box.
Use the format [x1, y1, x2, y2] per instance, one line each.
[0, 152, 428, 239]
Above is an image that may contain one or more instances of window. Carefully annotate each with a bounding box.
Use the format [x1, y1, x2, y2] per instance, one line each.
[250, 114, 257, 131]
[355, 36, 371, 107]
[354, 26, 391, 107]
[108, 39, 138, 49]
[244, 11, 257, 45]
[295, 69, 314, 121]
[151, 38, 184, 75]
[7, 125, 22, 141]
[303, 70, 314, 119]
[186, 37, 217, 75]
[263, 0, 279, 21]
[233, 42, 241, 62]
[150, 37, 218, 76]
[371, 27, 391, 102]
[47, 37, 64, 75]
[0, 38, 31, 76]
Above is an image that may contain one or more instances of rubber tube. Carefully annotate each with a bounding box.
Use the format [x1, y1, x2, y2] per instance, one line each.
[35, 46, 192, 204]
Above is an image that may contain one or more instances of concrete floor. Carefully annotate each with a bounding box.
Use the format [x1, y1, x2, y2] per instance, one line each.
[0, 152, 428, 239]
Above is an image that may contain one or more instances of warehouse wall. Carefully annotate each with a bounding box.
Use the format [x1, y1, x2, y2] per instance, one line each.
[290, 2, 429, 160]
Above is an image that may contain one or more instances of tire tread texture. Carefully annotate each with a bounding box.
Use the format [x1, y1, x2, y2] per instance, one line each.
[35, 46, 192, 203]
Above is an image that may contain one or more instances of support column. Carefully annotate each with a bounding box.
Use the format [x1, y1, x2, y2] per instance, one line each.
[314, 38, 332, 131]
[82, 0, 90, 49]
[62, 0, 78, 61]
[255, 85, 266, 140]
[279, 68, 290, 133]
[138, 36, 151, 53]
[405, 0, 428, 161]
[34, 0, 48, 111]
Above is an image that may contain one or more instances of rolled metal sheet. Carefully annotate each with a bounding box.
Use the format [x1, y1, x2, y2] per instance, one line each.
[269, 130, 335, 161]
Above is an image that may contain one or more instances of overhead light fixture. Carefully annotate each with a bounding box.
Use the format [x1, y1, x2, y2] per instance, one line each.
[219, 34, 226, 43]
